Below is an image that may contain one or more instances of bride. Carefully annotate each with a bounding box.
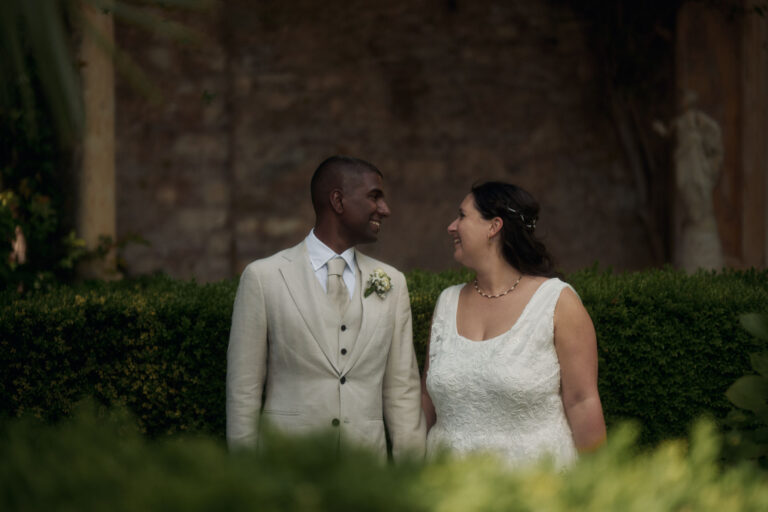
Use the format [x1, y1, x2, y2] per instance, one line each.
[422, 182, 606, 469]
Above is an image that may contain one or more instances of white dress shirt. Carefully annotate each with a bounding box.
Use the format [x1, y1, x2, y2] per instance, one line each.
[305, 230, 356, 298]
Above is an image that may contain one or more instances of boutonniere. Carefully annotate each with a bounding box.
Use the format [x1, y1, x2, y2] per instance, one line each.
[364, 268, 392, 299]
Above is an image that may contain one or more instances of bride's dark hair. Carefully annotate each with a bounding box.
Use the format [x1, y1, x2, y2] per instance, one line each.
[471, 181, 561, 278]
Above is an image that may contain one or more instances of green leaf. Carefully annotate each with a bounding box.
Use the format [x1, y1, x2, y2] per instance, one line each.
[726, 375, 768, 413]
[751, 352, 768, 378]
[741, 313, 768, 341]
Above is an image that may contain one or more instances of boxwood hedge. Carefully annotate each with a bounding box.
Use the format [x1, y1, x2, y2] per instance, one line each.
[1, 268, 766, 444]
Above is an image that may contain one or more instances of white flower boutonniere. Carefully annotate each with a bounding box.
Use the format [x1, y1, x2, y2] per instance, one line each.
[364, 268, 392, 299]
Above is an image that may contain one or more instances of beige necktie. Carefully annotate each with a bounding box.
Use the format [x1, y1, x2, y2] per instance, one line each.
[326, 257, 348, 312]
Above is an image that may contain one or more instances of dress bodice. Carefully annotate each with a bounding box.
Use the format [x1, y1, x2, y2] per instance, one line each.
[425, 278, 577, 470]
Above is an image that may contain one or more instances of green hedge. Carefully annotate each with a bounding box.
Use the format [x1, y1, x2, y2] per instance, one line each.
[1, 268, 767, 444]
[0, 277, 233, 437]
[3, 402, 768, 511]
[567, 268, 768, 443]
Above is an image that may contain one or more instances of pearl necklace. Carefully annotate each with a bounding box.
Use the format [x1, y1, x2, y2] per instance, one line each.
[473, 275, 522, 299]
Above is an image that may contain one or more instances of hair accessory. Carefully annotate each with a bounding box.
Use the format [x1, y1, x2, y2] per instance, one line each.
[473, 275, 522, 299]
[507, 207, 536, 230]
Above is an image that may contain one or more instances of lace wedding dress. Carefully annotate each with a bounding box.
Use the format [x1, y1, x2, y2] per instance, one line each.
[425, 278, 578, 470]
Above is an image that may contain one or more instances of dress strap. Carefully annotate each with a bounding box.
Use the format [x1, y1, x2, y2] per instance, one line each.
[522, 278, 576, 329]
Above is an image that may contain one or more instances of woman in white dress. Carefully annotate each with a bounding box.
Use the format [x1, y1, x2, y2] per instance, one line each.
[422, 182, 606, 469]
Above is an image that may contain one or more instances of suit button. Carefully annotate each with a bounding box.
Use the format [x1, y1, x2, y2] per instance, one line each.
[340, 376, 346, 384]
[332, 418, 340, 427]
[341, 325, 347, 331]
[340, 348, 347, 355]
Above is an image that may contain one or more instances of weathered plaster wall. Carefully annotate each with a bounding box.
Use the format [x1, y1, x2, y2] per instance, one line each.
[116, 0, 655, 281]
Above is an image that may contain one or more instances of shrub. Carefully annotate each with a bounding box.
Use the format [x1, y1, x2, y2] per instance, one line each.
[0, 401, 424, 512]
[2, 402, 768, 511]
[722, 312, 768, 465]
[0, 49, 81, 291]
[561, 268, 768, 444]
[0, 276, 234, 437]
[1, 268, 767, 445]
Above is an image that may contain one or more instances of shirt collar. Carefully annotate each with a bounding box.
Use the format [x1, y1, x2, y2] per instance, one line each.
[306, 229, 356, 271]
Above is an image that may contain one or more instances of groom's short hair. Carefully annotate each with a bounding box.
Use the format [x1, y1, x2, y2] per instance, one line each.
[310, 156, 383, 214]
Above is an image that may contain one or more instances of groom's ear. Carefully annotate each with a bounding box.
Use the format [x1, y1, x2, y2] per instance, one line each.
[330, 189, 344, 214]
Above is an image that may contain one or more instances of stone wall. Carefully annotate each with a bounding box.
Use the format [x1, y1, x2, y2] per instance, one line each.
[116, 0, 657, 281]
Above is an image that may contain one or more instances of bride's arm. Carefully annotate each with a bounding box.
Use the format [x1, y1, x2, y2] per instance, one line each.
[554, 287, 606, 453]
[421, 322, 437, 431]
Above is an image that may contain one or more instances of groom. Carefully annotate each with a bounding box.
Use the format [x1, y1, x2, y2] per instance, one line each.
[226, 155, 426, 459]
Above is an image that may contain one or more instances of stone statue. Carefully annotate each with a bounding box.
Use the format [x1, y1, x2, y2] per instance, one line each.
[672, 98, 724, 272]
[10, 225, 26, 266]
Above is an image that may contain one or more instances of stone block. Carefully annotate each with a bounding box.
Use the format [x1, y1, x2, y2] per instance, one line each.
[263, 217, 304, 237]
[177, 208, 227, 233]
[171, 134, 228, 163]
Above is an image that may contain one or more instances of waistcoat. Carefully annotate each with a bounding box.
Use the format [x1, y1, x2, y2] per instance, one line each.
[335, 267, 363, 370]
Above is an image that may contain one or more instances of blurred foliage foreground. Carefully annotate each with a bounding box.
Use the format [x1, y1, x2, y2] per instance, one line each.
[1, 401, 768, 512]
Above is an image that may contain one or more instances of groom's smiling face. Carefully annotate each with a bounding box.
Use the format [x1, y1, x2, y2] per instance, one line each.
[340, 170, 391, 246]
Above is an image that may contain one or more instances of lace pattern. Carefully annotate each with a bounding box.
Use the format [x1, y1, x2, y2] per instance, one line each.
[426, 278, 578, 470]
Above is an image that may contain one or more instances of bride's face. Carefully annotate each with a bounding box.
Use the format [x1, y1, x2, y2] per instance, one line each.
[447, 193, 493, 266]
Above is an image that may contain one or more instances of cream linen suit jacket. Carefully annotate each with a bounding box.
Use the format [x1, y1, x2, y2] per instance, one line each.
[226, 241, 426, 459]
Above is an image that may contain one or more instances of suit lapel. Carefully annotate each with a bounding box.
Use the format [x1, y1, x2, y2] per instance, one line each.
[279, 242, 341, 374]
[343, 250, 386, 373]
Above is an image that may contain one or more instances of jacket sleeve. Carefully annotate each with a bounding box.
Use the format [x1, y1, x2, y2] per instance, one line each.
[382, 273, 427, 459]
[226, 264, 268, 449]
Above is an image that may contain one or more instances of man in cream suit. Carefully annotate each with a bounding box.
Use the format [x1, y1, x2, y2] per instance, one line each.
[226, 155, 426, 459]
